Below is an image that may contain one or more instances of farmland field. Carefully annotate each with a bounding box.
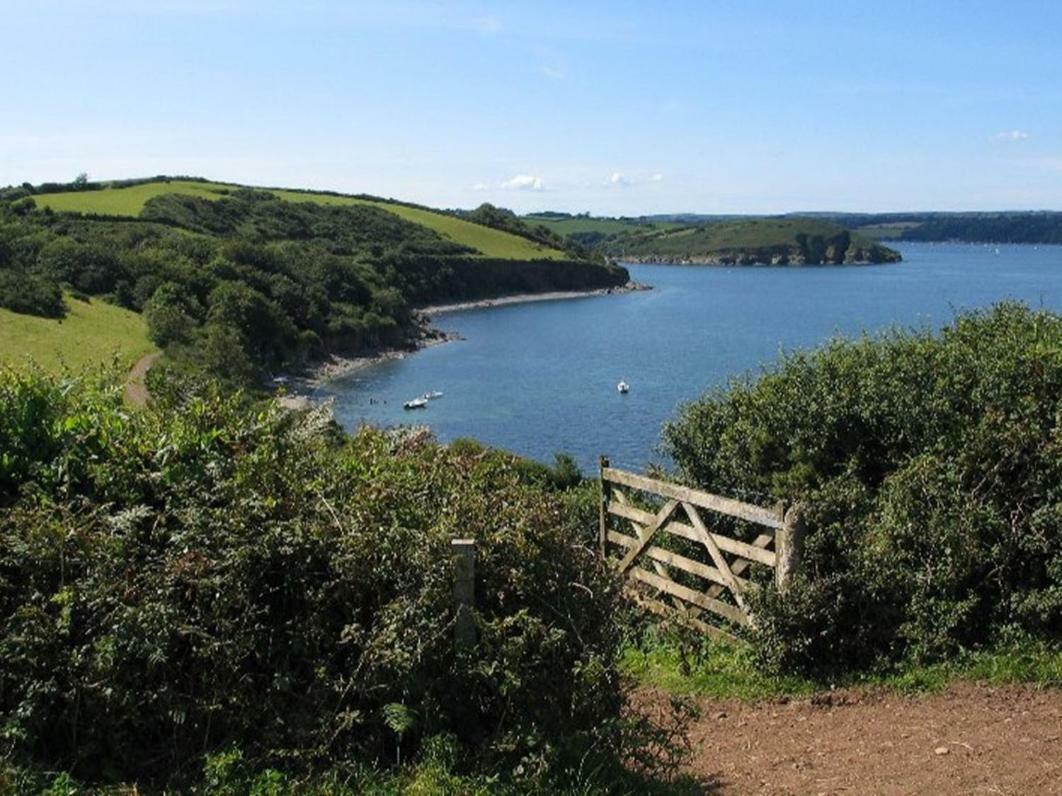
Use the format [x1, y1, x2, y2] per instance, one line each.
[32, 180, 566, 260]
[272, 189, 566, 259]
[524, 214, 680, 237]
[0, 296, 155, 374]
[30, 180, 237, 215]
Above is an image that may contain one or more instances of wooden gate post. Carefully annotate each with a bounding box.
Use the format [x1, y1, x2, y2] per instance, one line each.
[451, 539, 476, 648]
[775, 504, 806, 592]
[598, 456, 611, 558]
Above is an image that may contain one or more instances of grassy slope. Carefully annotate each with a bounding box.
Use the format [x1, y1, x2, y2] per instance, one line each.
[270, 189, 565, 260]
[33, 181, 566, 260]
[0, 296, 156, 374]
[31, 180, 238, 215]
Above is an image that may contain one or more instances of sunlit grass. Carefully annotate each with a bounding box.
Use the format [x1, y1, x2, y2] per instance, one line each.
[31, 179, 236, 215]
[33, 180, 567, 260]
[0, 295, 155, 374]
[622, 628, 1062, 700]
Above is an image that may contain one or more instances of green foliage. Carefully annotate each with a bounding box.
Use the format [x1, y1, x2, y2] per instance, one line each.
[900, 212, 1062, 244]
[0, 269, 65, 317]
[0, 185, 626, 384]
[0, 370, 633, 790]
[623, 630, 1062, 700]
[28, 178, 570, 260]
[595, 216, 900, 264]
[663, 303, 1062, 672]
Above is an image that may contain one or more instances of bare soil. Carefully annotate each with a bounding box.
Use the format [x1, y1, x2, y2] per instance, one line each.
[124, 352, 160, 406]
[633, 682, 1062, 795]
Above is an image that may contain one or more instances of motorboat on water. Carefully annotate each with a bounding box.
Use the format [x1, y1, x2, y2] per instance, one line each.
[422, 391, 444, 400]
[617, 380, 630, 394]
[403, 397, 428, 410]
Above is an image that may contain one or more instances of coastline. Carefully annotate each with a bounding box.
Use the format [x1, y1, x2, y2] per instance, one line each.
[288, 281, 650, 391]
[419, 280, 650, 317]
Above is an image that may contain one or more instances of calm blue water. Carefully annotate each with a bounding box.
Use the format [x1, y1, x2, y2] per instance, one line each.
[320, 243, 1062, 472]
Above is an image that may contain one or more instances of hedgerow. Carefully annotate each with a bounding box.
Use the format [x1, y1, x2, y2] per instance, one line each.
[664, 303, 1062, 672]
[0, 370, 636, 790]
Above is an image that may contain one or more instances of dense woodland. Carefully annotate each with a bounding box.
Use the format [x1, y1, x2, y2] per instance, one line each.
[0, 183, 627, 386]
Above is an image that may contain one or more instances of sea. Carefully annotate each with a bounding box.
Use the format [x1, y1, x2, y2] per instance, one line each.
[317, 242, 1062, 473]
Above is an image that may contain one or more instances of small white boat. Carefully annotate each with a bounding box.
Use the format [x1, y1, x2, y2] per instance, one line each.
[617, 380, 630, 394]
[403, 397, 428, 410]
[422, 391, 444, 400]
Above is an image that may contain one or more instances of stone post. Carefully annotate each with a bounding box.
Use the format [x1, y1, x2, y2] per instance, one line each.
[451, 539, 476, 648]
[775, 504, 806, 592]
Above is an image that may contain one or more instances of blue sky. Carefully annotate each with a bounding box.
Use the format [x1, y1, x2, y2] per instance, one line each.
[2, 0, 1060, 214]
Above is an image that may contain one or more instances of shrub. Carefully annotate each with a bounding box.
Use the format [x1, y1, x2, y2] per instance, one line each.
[0, 371, 629, 790]
[663, 303, 1062, 672]
[0, 270, 65, 317]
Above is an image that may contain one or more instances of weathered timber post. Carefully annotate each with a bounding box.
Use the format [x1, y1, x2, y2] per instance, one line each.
[598, 456, 611, 559]
[775, 504, 806, 593]
[451, 539, 476, 648]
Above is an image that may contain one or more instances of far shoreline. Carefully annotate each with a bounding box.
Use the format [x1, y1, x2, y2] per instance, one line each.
[283, 281, 650, 395]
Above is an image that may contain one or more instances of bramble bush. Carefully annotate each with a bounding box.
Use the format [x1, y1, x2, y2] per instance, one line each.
[664, 303, 1062, 672]
[0, 369, 636, 790]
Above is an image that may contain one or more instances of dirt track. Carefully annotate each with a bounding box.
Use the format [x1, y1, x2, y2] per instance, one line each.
[124, 352, 160, 406]
[634, 682, 1062, 795]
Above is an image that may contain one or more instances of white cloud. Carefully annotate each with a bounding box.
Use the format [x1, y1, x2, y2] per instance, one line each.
[992, 129, 1029, 142]
[608, 171, 630, 186]
[471, 182, 489, 191]
[501, 174, 544, 191]
[650, 172, 664, 182]
[539, 65, 565, 80]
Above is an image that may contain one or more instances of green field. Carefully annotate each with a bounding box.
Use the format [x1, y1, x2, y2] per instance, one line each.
[31, 180, 237, 215]
[0, 296, 155, 374]
[853, 221, 922, 240]
[524, 214, 680, 237]
[271, 189, 566, 259]
[33, 180, 566, 260]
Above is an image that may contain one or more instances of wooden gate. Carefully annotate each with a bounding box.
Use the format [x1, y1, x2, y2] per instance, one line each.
[598, 458, 804, 638]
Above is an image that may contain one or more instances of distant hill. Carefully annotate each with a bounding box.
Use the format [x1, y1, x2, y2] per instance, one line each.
[523, 213, 683, 254]
[524, 213, 901, 265]
[525, 209, 1062, 249]
[0, 177, 627, 385]
[26, 178, 569, 260]
[817, 211, 1062, 245]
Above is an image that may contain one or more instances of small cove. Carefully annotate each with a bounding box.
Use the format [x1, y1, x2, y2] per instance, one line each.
[319, 242, 1062, 472]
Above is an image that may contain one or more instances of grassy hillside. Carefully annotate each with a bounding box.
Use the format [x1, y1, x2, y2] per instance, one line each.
[0, 295, 155, 374]
[33, 180, 566, 259]
[30, 180, 237, 215]
[1, 182, 626, 387]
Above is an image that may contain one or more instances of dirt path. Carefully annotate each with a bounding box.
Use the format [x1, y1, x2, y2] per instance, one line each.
[634, 682, 1062, 795]
[124, 352, 160, 406]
